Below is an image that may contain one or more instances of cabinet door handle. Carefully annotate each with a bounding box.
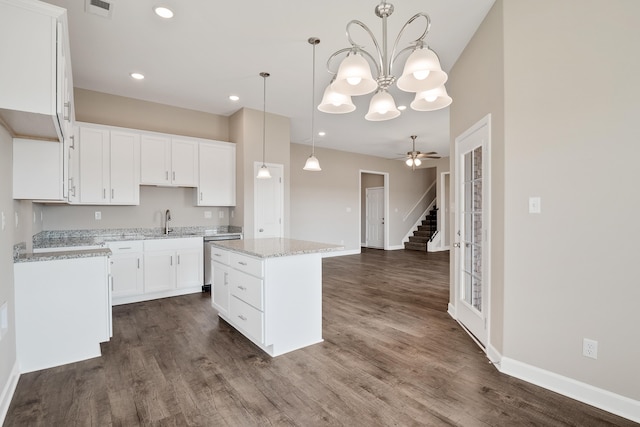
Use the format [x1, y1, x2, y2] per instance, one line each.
[118, 247, 132, 250]
[238, 261, 247, 266]
[238, 315, 247, 321]
[223, 272, 228, 285]
[177, 255, 181, 264]
[137, 258, 140, 269]
[165, 171, 169, 180]
[214, 253, 221, 257]
[200, 192, 203, 201]
[111, 189, 114, 199]
[170, 256, 173, 266]
[172, 171, 176, 181]
[103, 188, 106, 199]
[69, 135, 75, 150]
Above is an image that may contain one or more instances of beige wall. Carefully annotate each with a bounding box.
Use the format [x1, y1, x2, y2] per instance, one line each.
[501, 0, 640, 400]
[290, 143, 437, 250]
[449, 0, 506, 354]
[74, 89, 229, 141]
[451, 0, 640, 405]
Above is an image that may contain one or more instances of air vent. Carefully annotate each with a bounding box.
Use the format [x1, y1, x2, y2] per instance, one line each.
[85, 0, 113, 18]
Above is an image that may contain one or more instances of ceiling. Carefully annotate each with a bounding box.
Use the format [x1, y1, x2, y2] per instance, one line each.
[44, 0, 494, 160]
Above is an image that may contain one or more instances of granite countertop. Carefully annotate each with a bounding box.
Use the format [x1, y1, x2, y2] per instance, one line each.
[209, 238, 343, 259]
[31, 226, 243, 251]
[15, 248, 112, 263]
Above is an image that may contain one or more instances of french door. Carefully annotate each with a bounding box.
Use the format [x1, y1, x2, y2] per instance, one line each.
[454, 115, 491, 347]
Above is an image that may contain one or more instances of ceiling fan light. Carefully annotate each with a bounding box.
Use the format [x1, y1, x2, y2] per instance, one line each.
[365, 90, 400, 121]
[332, 52, 377, 96]
[257, 164, 272, 179]
[411, 86, 452, 111]
[414, 158, 422, 167]
[405, 158, 413, 167]
[397, 47, 448, 93]
[318, 84, 356, 113]
[303, 155, 322, 171]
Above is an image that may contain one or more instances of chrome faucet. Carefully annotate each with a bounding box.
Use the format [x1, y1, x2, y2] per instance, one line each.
[165, 209, 172, 235]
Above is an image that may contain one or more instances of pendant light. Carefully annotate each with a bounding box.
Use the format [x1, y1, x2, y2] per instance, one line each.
[304, 37, 321, 172]
[257, 72, 272, 179]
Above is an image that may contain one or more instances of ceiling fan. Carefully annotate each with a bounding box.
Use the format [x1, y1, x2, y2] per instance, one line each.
[396, 135, 440, 170]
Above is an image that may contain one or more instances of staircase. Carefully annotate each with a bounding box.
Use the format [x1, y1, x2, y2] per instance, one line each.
[404, 206, 438, 251]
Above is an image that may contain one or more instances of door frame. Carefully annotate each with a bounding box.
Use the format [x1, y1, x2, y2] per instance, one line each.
[253, 161, 284, 239]
[359, 170, 389, 250]
[365, 186, 385, 249]
[452, 114, 492, 351]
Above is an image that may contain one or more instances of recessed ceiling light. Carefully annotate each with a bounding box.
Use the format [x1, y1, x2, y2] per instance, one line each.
[318, 131, 326, 137]
[154, 6, 174, 19]
[130, 72, 145, 80]
[397, 105, 407, 111]
[229, 95, 239, 101]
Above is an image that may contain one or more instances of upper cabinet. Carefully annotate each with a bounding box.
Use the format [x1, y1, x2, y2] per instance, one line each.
[140, 135, 198, 187]
[0, 0, 74, 142]
[76, 124, 140, 205]
[198, 141, 236, 206]
[13, 138, 64, 201]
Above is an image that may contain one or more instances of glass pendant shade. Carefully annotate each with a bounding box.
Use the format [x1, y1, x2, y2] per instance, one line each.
[318, 84, 356, 113]
[365, 90, 401, 121]
[303, 155, 321, 171]
[410, 85, 452, 111]
[257, 164, 271, 179]
[332, 52, 377, 96]
[397, 47, 448, 93]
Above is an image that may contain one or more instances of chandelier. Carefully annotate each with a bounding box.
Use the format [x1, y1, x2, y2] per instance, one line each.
[318, 1, 452, 121]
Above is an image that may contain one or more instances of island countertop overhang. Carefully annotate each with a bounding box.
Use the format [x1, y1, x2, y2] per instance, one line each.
[208, 238, 343, 259]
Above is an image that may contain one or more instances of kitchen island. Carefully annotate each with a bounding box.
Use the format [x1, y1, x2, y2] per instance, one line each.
[209, 238, 342, 357]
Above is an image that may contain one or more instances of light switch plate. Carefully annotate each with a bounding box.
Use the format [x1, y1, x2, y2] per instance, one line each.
[204, 211, 212, 219]
[529, 197, 541, 214]
[95, 211, 102, 220]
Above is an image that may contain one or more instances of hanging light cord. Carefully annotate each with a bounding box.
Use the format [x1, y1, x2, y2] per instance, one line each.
[261, 72, 269, 166]
[311, 40, 317, 156]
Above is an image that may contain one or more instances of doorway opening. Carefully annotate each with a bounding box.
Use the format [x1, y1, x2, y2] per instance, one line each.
[360, 171, 389, 250]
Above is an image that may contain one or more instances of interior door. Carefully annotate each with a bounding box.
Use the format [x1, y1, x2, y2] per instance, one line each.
[366, 187, 384, 248]
[254, 163, 284, 238]
[454, 115, 490, 347]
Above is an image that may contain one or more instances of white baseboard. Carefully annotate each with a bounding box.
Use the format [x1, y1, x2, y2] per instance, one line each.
[322, 248, 360, 258]
[447, 302, 456, 319]
[387, 244, 405, 250]
[500, 357, 640, 423]
[0, 361, 19, 426]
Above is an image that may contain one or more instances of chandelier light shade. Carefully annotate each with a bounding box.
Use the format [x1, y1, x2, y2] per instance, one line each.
[410, 85, 452, 111]
[257, 72, 272, 180]
[318, 80, 356, 113]
[320, 1, 451, 121]
[304, 37, 322, 172]
[365, 89, 400, 121]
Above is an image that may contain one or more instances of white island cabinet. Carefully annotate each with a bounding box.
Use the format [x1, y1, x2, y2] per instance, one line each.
[210, 238, 342, 357]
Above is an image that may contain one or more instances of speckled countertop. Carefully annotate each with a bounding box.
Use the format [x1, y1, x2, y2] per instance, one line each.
[209, 238, 343, 259]
[14, 226, 242, 263]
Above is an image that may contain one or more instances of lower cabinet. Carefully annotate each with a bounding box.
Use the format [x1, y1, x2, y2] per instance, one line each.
[210, 247, 323, 357]
[14, 255, 111, 373]
[110, 237, 203, 305]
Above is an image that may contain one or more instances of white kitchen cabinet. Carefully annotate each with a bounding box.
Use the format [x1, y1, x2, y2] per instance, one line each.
[107, 241, 144, 304]
[0, 0, 73, 141]
[14, 255, 111, 373]
[12, 138, 63, 200]
[197, 141, 236, 206]
[140, 134, 198, 187]
[211, 244, 323, 357]
[143, 237, 203, 296]
[77, 124, 140, 205]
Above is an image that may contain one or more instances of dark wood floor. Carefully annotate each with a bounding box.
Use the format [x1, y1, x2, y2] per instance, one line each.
[5, 249, 634, 426]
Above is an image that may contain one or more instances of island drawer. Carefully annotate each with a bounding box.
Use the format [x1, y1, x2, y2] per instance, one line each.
[229, 296, 264, 344]
[229, 252, 263, 278]
[210, 247, 230, 265]
[228, 269, 263, 310]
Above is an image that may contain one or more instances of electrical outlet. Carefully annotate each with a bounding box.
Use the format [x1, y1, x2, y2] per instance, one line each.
[1, 211, 5, 231]
[529, 196, 541, 213]
[95, 211, 102, 220]
[204, 211, 212, 219]
[14, 212, 19, 228]
[583, 338, 598, 359]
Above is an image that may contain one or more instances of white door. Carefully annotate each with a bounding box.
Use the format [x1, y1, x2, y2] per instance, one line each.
[454, 115, 491, 347]
[254, 162, 284, 238]
[366, 187, 384, 248]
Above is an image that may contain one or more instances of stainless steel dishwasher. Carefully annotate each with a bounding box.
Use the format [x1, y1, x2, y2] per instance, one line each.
[203, 232, 242, 292]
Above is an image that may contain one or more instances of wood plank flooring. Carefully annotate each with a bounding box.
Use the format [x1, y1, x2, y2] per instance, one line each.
[5, 249, 635, 426]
